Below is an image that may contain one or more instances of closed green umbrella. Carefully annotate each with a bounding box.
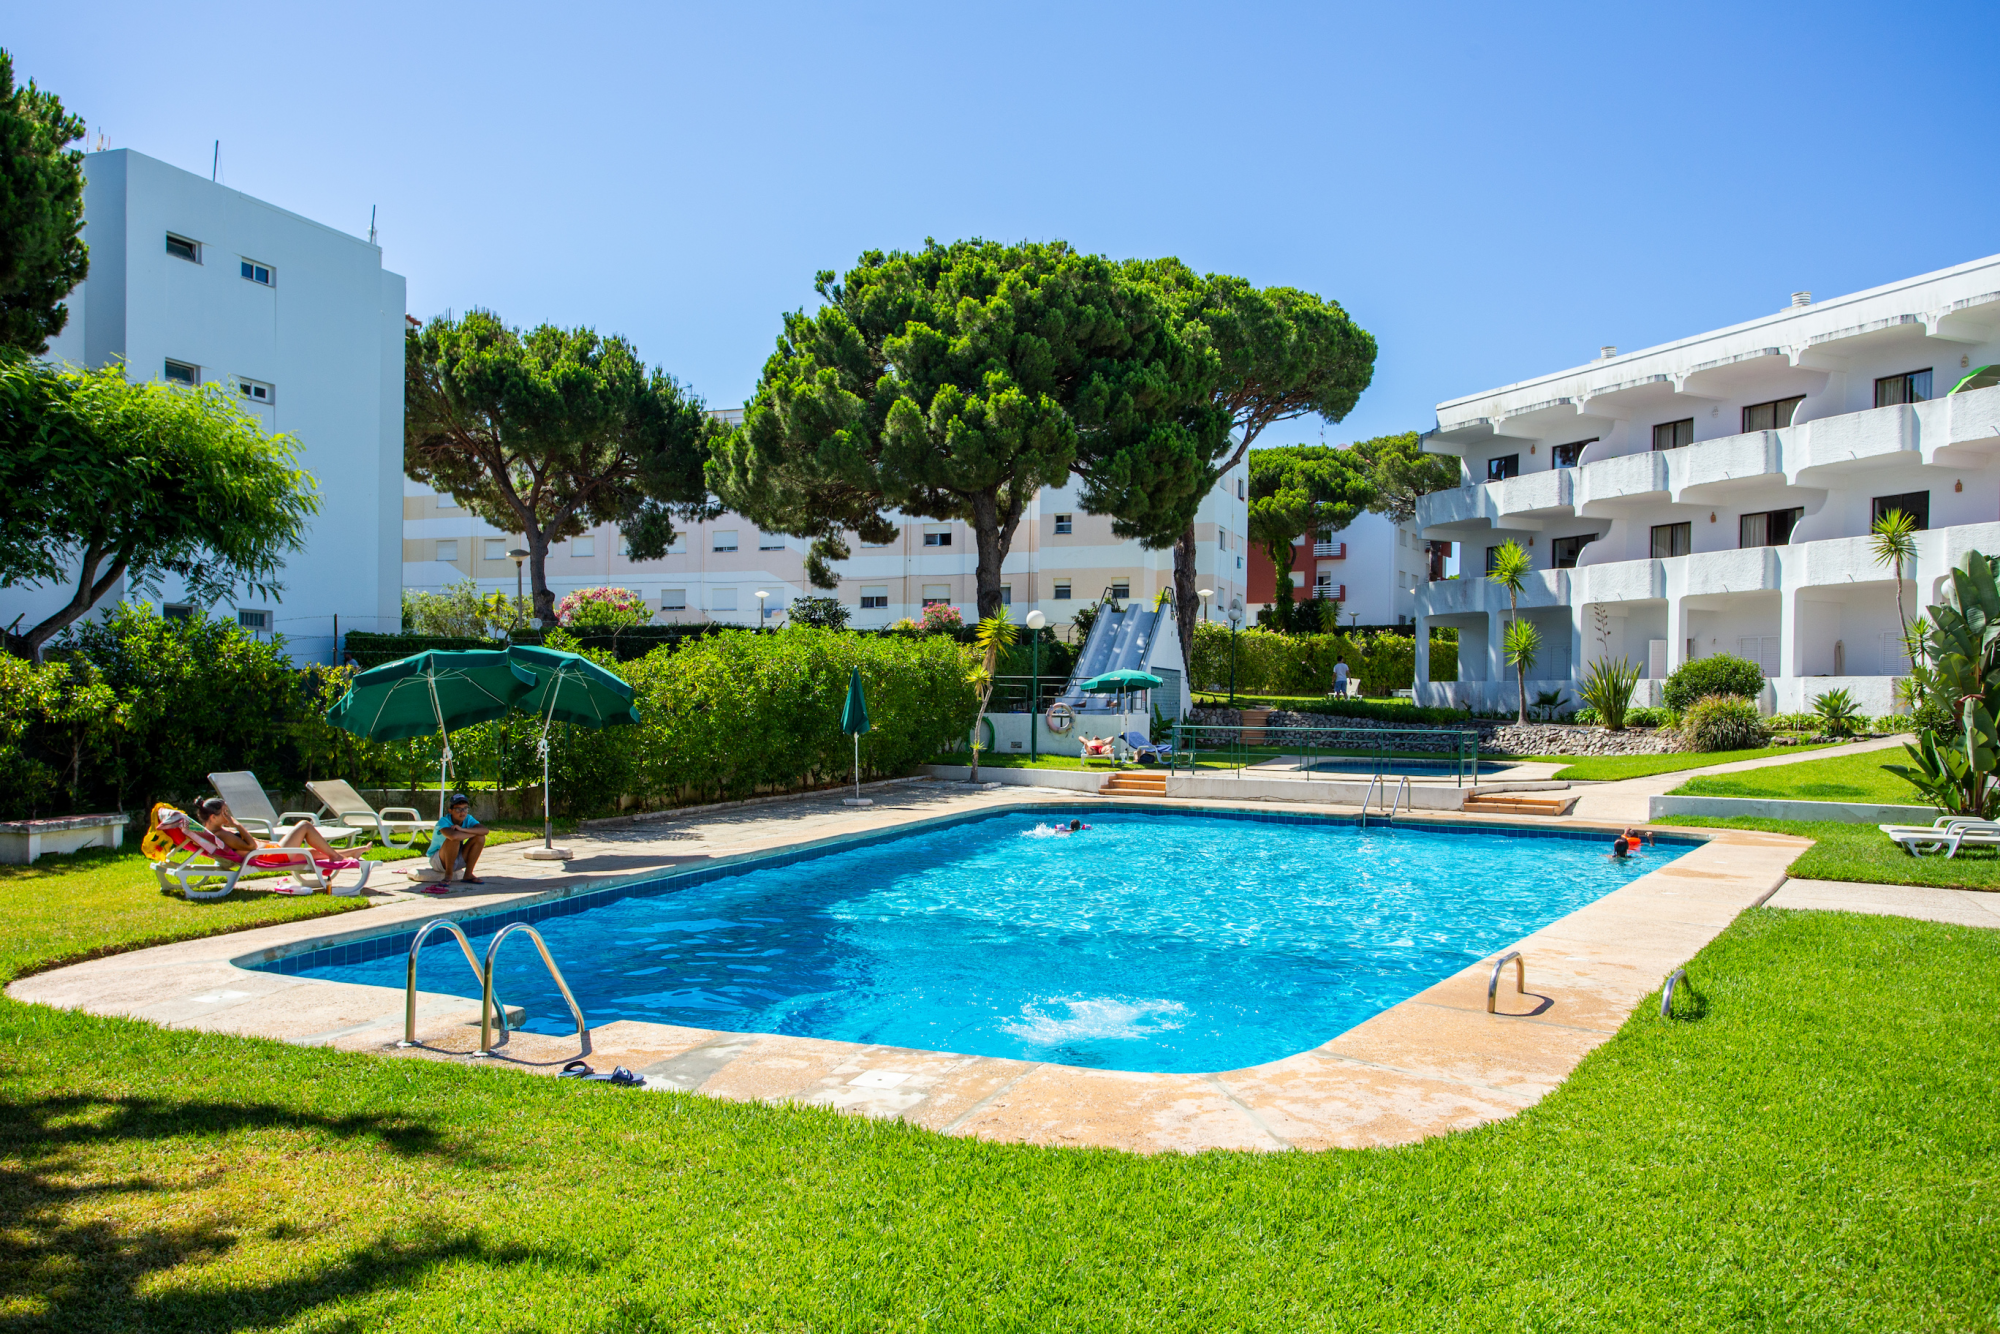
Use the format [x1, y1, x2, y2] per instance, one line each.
[506, 645, 639, 857]
[841, 667, 870, 803]
[325, 649, 537, 818]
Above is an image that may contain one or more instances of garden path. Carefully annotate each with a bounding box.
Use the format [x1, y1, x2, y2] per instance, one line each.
[1564, 735, 1912, 825]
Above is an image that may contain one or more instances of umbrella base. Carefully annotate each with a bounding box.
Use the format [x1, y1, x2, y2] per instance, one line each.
[841, 797, 873, 807]
[404, 866, 448, 883]
[522, 847, 572, 860]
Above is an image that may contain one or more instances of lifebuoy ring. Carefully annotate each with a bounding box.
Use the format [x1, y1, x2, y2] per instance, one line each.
[1044, 702, 1075, 734]
[971, 716, 995, 751]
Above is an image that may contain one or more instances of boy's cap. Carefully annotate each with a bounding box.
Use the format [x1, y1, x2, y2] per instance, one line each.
[448, 792, 471, 807]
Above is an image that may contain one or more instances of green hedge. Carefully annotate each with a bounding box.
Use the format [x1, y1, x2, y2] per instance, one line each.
[1188, 622, 1458, 697]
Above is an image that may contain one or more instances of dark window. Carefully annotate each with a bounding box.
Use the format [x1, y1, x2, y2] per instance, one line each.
[1053, 582, 1072, 601]
[165, 233, 199, 262]
[1739, 508, 1803, 548]
[923, 531, 951, 547]
[163, 359, 198, 385]
[162, 602, 193, 621]
[998, 586, 1012, 605]
[1551, 439, 1595, 468]
[1110, 581, 1130, 600]
[239, 259, 272, 286]
[1550, 534, 1599, 568]
[860, 594, 888, 610]
[1652, 419, 1695, 451]
[237, 609, 270, 631]
[1875, 370, 1933, 408]
[1741, 396, 1804, 432]
[1872, 491, 1930, 531]
[1054, 514, 1072, 534]
[1484, 545, 1507, 574]
[1651, 522, 1692, 558]
[1486, 454, 1520, 481]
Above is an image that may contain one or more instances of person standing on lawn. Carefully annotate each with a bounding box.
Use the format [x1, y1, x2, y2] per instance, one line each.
[428, 793, 487, 889]
[1332, 657, 1351, 697]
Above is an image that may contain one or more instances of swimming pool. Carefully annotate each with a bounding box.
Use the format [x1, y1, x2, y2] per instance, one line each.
[267, 810, 1688, 1074]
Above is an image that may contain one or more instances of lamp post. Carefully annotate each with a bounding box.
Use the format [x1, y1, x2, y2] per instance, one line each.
[1198, 588, 1213, 625]
[1227, 597, 1244, 705]
[506, 547, 530, 635]
[755, 589, 769, 630]
[1025, 610, 1046, 761]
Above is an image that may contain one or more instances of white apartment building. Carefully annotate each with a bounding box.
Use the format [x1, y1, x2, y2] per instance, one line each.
[1412, 252, 2000, 715]
[1247, 509, 1435, 627]
[404, 453, 1252, 634]
[9, 149, 407, 663]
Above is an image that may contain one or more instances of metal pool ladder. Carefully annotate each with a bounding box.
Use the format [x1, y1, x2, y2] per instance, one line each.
[1487, 951, 1526, 1013]
[477, 922, 590, 1058]
[401, 918, 505, 1048]
[1359, 774, 1410, 827]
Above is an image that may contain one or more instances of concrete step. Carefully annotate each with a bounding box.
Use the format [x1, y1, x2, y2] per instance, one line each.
[1101, 772, 1169, 795]
[1463, 793, 1577, 816]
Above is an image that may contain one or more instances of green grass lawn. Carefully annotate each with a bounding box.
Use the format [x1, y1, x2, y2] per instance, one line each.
[1671, 746, 1923, 805]
[1533, 743, 1834, 782]
[4, 848, 2000, 1326]
[1654, 815, 2000, 890]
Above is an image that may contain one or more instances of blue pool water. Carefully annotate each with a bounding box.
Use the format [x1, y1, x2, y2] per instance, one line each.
[275, 811, 1687, 1073]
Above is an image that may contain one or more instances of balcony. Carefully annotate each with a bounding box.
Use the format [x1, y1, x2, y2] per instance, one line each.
[1417, 568, 1570, 619]
[1582, 558, 1665, 603]
[1672, 430, 1783, 500]
[1792, 402, 1919, 479]
[1575, 450, 1669, 512]
[1313, 540, 1346, 559]
[1416, 484, 1491, 534]
[1679, 546, 1781, 596]
[1416, 467, 1574, 535]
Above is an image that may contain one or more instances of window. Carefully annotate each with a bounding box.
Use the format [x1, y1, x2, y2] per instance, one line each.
[1110, 581, 1130, 600]
[484, 539, 508, 560]
[233, 376, 274, 405]
[165, 233, 200, 263]
[571, 536, 595, 558]
[1219, 529, 1228, 549]
[239, 258, 273, 286]
[436, 493, 459, 510]
[860, 586, 889, 610]
[163, 359, 199, 386]
[1875, 369, 1933, 408]
[758, 534, 785, 550]
[1487, 454, 1520, 481]
[1054, 581, 1072, 601]
[1484, 545, 1507, 574]
[667, 534, 687, 554]
[1741, 396, 1804, 432]
[1551, 439, 1595, 468]
[1550, 533, 1599, 568]
[1739, 508, 1803, 548]
[617, 535, 630, 556]
[999, 585, 1012, 605]
[435, 540, 459, 562]
[1236, 555, 1243, 569]
[921, 584, 951, 606]
[662, 589, 687, 610]
[712, 587, 738, 611]
[712, 530, 738, 552]
[1872, 490, 1930, 531]
[1738, 636, 1780, 678]
[1054, 514, 1073, 534]
[237, 609, 270, 631]
[923, 528, 952, 547]
[1652, 419, 1695, 451]
[162, 602, 193, 621]
[1650, 522, 1692, 558]
[1238, 477, 1246, 500]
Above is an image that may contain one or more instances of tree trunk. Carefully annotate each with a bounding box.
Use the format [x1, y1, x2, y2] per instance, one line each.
[1174, 524, 1200, 673]
[1511, 592, 1527, 725]
[968, 491, 1022, 622]
[524, 522, 556, 625]
[8, 546, 128, 663]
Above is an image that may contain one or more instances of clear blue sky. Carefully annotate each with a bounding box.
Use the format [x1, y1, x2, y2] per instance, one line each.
[14, 1, 1999, 444]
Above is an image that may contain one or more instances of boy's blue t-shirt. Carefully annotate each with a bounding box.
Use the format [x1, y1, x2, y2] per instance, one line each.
[427, 811, 481, 857]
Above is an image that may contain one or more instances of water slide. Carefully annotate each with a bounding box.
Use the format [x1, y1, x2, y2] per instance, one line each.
[1058, 602, 1167, 713]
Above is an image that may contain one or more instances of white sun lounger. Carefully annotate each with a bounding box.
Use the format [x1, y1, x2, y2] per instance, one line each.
[208, 771, 364, 847]
[1885, 819, 2000, 858]
[149, 809, 372, 898]
[306, 779, 431, 848]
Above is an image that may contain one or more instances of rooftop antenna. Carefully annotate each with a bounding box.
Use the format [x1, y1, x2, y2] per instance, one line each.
[368, 205, 377, 246]
[211, 140, 219, 182]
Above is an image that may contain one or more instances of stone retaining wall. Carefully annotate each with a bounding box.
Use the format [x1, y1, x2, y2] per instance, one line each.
[1182, 708, 1687, 757]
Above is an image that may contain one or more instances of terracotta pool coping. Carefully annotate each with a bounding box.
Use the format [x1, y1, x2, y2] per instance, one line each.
[6, 788, 1807, 1153]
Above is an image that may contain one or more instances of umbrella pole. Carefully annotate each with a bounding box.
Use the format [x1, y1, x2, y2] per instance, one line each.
[854, 732, 860, 800]
[522, 669, 574, 861]
[542, 734, 552, 850]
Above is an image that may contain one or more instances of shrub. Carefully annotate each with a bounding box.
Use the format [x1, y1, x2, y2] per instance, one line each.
[919, 603, 963, 634]
[787, 596, 850, 630]
[403, 578, 508, 637]
[1812, 687, 1865, 737]
[556, 586, 652, 630]
[1577, 657, 1640, 730]
[1767, 712, 1820, 733]
[1663, 654, 1766, 712]
[1188, 623, 1459, 697]
[1679, 694, 1770, 752]
[1625, 706, 1675, 729]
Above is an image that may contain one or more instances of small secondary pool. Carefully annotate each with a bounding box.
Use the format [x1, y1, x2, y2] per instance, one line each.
[270, 811, 1688, 1074]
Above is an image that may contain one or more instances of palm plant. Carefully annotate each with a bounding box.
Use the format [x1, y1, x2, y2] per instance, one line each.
[1578, 657, 1641, 730]
[1486, 539, 1535, 723]
[967, 611, 1017, 782]
[1871, 508, 1920, 655]
[1811, 686, 1863, 737]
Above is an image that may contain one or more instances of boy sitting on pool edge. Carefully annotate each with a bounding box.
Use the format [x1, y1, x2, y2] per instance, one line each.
[427, 793, 487, 891]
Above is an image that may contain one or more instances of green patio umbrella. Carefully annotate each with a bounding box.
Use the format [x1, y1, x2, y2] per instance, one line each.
[506, 645, 639, 856]
[325, 649, 537, 818]
[840, 667, 870, 803]
[1079, 667, 1163, 718]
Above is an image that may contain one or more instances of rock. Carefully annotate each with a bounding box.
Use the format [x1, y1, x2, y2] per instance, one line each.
[1180, 707, 1685, 757]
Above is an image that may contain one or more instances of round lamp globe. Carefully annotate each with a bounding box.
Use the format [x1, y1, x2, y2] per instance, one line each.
[1025, 610, 1046, 630]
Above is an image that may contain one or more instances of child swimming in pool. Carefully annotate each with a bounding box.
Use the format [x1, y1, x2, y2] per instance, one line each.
[1024, 819, 1092, 837]
[1609, 836, 1630, 859]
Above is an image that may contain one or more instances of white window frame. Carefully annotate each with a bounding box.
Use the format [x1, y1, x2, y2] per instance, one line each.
[1054, 514, 1073, 535]
[571, 536, 595, 558]
[922, 527, 952, 547]
[435, 540, 459, 563]
[231, 375, 275, 406]
[860, 586, 889, 610]
[758, 533, 785, 550]
[661, 589, 687, 610]
[1053, 581, 1072, 601]
[484, 539, 508, 561]
[165, 233, 201, 263]
[237, 609, 270, 631]
[163, 359, 200, 386]
[712, 530, 739, 552]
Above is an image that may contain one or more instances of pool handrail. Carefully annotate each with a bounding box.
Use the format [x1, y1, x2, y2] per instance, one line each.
[1387, 774, 1410, 819]
[1660, 966, 1688, 1019]
[401, 918, 506, 1048]
[1487, 950, 1526, 1013]
[476, 921, 590, 1058]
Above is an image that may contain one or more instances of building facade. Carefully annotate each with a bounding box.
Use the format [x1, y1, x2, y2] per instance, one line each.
[1412, 252, 2000, 715]
[13, 149, 408, 664]
[404, 450, 1252, 634]
[1243, 508, 1436, 627]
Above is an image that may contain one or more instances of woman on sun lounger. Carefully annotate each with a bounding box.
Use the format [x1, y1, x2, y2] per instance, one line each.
[197, 798, 355, 870]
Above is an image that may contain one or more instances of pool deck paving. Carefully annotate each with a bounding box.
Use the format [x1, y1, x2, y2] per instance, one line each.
[12, 781, 1815, 1154]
